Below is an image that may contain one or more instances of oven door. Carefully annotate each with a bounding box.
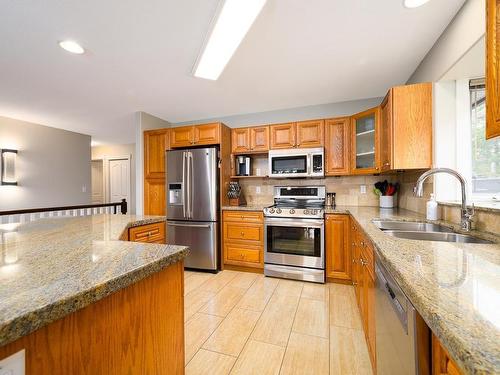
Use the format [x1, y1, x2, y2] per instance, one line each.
[268, 153, 310, 178]
[264, 217, 324, 269]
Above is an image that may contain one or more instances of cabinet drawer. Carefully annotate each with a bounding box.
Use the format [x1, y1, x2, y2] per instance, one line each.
[225, 243, 262, 264]
[224, 223, 263, 242]
[129, 222, 165, 243]
[223, 210, 263, 223]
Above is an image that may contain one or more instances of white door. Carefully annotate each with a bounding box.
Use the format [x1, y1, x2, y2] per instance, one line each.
[109, 159, 130, 205]
[91, 160, 104, 204]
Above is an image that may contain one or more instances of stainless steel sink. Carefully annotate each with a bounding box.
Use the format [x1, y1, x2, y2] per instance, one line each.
[372, 220, 454, 233]
[383, 230, 493, 244]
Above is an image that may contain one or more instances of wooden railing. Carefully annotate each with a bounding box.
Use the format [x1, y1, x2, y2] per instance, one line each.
[0, 199, 127, 224]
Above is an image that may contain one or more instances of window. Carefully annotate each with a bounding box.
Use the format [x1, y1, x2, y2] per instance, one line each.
[470, 79, 500, 201]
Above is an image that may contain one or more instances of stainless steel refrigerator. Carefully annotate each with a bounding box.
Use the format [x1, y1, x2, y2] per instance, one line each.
[166, 147, 219, 271]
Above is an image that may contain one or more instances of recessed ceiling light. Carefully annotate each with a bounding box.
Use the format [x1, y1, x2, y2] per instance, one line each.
[403, 0, 431, 8]
[193, 0, 267, 80]
[58, 40, 85, 54]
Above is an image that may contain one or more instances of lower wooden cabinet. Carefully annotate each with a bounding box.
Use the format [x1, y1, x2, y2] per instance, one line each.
[144, 178, 165, 216]
[325, 214, 351, 281]
[223, 210, 264, 269]
[349, 220, 376, 373]
[128, 222, 166, 243]
[432, 334, 462, 375]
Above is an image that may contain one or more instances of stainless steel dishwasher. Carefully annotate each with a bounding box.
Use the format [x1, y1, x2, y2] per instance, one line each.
[375, 255, 419, 374]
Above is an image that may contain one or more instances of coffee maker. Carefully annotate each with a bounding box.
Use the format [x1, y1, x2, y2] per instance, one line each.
[235, 156, 251, 176]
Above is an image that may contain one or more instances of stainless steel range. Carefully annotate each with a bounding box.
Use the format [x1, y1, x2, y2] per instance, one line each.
[264, 186, 325, 283]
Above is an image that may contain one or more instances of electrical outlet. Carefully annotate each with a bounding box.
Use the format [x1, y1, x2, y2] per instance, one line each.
[81, 185, 87, 193]
[0, 349, 25, 375]
[360, 185, 367, 194]
[256, 186, 261, 194]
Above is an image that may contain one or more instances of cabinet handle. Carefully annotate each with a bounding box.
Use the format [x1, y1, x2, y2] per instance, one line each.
[241, 232, 245, 236]
[353, 282, 358, 286]
[352, 258, 356, 264]
[384, 162, 390, 166]
[360, 241, 364, 246]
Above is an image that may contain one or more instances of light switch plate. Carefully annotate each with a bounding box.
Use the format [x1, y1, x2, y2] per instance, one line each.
[360, 185, 367, 194]
[0, 349, 25, 375]
[256, 186, 261, 194]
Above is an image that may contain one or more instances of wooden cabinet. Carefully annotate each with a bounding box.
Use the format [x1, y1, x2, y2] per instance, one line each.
[194, 123, 220, 145]
[325, 214, 351, 281]
[231, 126, 269, 153]
[170, 126, 195, 148]
[487, 0, 500, 139]
[144, 129, 169, 179]
[270, 122, 296, 149]
[170, 123, 220, 148]
[144, 178, 166, 216]
[380, 83, 433, 171]
[270, 121, 324, 149]
[129, 222, 165, 243]
[325, 117, 350, 175]
[144, 129, 169, 215]
[223, 210, 264, 268]
[351, 107, 380, 174]
[432, 334, 462, 375]
[350, 220, 376, 372]
[296, 120, 324, 147]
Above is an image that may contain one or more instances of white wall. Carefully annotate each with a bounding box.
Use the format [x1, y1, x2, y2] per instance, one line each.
[174, 97, 383, 128]
[0, 115, 91, 210]
[407, 0, 485, 83]
[91, 143, 136, 214]
[135, 112, 171, 215]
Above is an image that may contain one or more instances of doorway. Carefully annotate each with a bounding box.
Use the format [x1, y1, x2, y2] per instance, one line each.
[90, 155, 131, 206]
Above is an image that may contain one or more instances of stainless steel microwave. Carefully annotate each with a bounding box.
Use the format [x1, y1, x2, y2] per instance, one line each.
[268, 148, 324, 178]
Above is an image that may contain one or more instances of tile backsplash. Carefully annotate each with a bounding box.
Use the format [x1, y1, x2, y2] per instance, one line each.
[239, 175, 397, 207]
[237, 169, 499, 235]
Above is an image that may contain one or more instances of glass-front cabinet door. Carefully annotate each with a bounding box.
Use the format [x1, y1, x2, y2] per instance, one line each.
[351, 107, 380, 174]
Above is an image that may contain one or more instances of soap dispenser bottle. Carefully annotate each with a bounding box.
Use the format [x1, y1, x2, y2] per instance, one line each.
[426, 193, 439, 220]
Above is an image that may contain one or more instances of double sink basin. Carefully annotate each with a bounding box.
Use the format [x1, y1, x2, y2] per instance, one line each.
[372, 220, 493, 244]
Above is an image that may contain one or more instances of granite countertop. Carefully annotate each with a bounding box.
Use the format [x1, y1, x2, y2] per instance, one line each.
[0, 214, 189, 347]
[221, 205, 270, 211]
[327, 206, 500, 375]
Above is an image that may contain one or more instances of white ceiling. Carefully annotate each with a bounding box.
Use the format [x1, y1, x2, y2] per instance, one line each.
[0, 0, 465, 144]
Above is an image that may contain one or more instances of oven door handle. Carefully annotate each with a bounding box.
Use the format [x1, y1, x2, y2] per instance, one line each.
[264, 218, 324, 228]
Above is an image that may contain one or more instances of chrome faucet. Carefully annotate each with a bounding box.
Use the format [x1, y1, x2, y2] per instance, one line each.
[414, 168, 475, 231]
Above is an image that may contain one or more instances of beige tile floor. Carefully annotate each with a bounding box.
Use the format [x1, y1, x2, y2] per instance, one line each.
[184, 270, 372, 375]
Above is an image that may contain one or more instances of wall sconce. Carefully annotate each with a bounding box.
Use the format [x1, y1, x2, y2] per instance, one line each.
[1, 149, 18, 185]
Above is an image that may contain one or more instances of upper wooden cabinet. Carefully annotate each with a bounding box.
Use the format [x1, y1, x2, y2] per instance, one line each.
[325, 214, 351, 281]
[487, 0, 500, 139]
[296, 120, 324, 147]
[380, 83, 432, 171]
[270, 122, 296, 149]
[231, 126, 269, 153]
[270, 121, 324, 149]
[144, 129, 169, 179]
[170, 123, 221, 148]
[351, 107, 380, 174]
[325, 117, 350, 175]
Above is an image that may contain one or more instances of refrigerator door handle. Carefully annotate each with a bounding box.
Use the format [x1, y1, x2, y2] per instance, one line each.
[167, 223, 211, 228]
[189, 151, 194, 219]
[182, 152, 187, 218]
[186, 151, 191, 219]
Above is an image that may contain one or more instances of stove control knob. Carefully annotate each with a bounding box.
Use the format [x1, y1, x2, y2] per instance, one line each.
[303, 209, 309, 215]
[276, 208, 282, 214]
[289, 209, 295, 214]
[269, 208, 275, 213]
[311, 209, 317, 215]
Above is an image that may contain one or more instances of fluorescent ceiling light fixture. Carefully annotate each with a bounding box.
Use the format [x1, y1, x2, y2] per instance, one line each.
[59, 40, 85, 54]
[193, 0, 267, 80]
[403, 0, 431, 8]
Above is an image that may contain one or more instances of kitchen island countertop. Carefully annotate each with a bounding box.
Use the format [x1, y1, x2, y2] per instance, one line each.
[0, 214, 189, 347]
